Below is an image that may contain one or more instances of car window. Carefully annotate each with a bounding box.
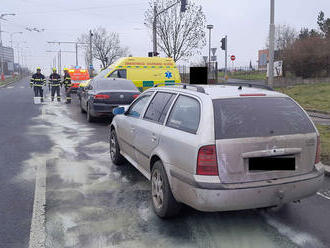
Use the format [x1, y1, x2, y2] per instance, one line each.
[166, 95, 201, 134]
[159, 94, 176, 123]
[126, 93, 152, 118]
[213, 97, 315, 139]
[144, 92, 175, 123]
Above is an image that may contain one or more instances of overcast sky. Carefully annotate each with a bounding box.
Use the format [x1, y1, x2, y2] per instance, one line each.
[2, 0, 330, 74]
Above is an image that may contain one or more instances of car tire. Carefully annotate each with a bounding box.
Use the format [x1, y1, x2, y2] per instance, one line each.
[151, 161, 181, 218]
[80, 99, 86, 113]
[109, 129, 125, 165]
[86, 103, 94, 122]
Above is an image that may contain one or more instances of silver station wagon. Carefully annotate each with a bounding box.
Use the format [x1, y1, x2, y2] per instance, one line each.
[109, 83, 324, 218]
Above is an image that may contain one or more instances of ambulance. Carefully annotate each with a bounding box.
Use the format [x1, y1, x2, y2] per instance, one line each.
[87, 57, 181, 92]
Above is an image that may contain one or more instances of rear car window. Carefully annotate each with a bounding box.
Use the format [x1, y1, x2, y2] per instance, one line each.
[96, 80, 137, 90]
[167, 95, 200, 134]
[213, 97, 315, 139]
[144, 92, 175, 123]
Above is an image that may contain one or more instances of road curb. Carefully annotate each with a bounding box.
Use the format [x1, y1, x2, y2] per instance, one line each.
[323, 164, 330, 176]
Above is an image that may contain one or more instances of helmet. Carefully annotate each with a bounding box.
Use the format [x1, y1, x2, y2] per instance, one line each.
[36, 67, 41, 71]
[52, 67, 57, 71]
[63, 68, 68, 71]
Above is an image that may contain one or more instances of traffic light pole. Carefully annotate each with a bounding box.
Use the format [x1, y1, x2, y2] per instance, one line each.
[152, 0, 187, 56]
[224, 35, 228, 81]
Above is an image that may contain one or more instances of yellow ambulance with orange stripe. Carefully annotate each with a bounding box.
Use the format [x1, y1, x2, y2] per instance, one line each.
[87, 57, 181, 92]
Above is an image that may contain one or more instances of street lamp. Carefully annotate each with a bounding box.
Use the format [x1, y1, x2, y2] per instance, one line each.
[207, 24, 214, 78]
[0, 13, 16, 79]
[10, 32, 23, 48]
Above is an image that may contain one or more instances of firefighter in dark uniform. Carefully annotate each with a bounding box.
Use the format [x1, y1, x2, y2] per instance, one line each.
[62, 68, 72, 104]
[30, 67, 46, 102]
[49, 68, 61, 102]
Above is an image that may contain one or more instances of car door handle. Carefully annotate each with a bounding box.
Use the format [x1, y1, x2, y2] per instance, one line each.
[151, 134, 157, 142]
[130, 127, 135, 133]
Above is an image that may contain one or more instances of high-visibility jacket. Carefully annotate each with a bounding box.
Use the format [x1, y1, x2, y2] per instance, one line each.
[30, 73, 46, 87]
[49, 73, 61, 87]
[62, 73, 72, 88]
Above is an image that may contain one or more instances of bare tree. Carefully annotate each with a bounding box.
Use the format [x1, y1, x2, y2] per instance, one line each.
[266, 24, 297, 51]
[78, 27, 128, 68]
[145, 0, 206, 62]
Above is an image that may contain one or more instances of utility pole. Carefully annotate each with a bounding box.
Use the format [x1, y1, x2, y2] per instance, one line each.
[152, 0, 187, 56]
[89, 30, 93, 76]
[47, 41, 88, 68]
[153, 4, 157, 56]
[268, 0, 275, 87]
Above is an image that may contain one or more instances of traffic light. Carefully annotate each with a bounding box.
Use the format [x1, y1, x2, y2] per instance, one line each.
[221, 37, 227, 50]
[180, 0, 187, 12]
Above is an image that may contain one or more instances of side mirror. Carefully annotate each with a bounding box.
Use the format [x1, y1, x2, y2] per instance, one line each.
[113, 107, 125, 115]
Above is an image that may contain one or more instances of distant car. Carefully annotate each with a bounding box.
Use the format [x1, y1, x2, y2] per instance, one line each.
[80, 78, 140, 122]
[110, 83, 324, 218]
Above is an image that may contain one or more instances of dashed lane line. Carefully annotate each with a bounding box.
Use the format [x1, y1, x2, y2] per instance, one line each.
[316, 192, 330, 200]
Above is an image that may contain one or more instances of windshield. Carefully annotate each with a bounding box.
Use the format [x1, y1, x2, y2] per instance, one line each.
[93, 67, 112, 80]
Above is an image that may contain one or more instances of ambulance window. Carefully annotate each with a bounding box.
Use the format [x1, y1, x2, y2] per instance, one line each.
[109, 70, 118, 78]
[118, 69, 127, 79]
[109, 69, 127, 79]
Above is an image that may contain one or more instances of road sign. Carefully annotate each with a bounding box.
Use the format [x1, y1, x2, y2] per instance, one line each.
[211, 48, 217, 56]
[89, 64, 94, 70]
[203, 56, 208, 63]
[230, 55, 236, 61]
[211, 56, 217, 61]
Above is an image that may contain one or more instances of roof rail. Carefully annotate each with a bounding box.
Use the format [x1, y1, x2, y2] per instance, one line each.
[154, 82, 206, 93]
[217, 82, 274, 91]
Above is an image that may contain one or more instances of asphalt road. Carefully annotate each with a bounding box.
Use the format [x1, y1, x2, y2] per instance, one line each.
[1, 78, 330, 248]
[0, 77, 52, 247]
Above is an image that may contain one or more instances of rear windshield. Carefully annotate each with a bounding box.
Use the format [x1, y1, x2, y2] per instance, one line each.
[96, 80, 137, 91]
[213, 97, 315, 139]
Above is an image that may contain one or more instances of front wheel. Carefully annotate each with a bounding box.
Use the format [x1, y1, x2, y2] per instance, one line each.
[109, 129, 125, 165]
[151, 161, 181, 218]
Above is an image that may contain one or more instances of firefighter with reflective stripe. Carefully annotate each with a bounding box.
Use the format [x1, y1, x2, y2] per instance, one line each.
[30, 67, 46, 102]
[62, 68, 72, 104]
[49, 68, 61, 102]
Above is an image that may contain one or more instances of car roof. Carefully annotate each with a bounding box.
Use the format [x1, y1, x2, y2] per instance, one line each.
[153, 84, 286, 99]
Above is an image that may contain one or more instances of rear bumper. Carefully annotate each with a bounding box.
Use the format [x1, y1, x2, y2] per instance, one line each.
[170, 167, 324, 212]
[90, 103, 128, 117]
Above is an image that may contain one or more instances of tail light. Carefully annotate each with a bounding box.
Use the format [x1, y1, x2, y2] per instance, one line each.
[315, 135, 321, 164]
[94, 94, 110, 99]
[197, 145, 218, 176]
[132, 94, 140, 99]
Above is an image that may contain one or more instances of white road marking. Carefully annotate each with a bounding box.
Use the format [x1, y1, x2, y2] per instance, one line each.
[262, 212, 324, 247]
[28, 160, 46, 248]
[20, 86, 25, 89]
[7, 86, 14, 89]
[317, 192, 330, 200]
